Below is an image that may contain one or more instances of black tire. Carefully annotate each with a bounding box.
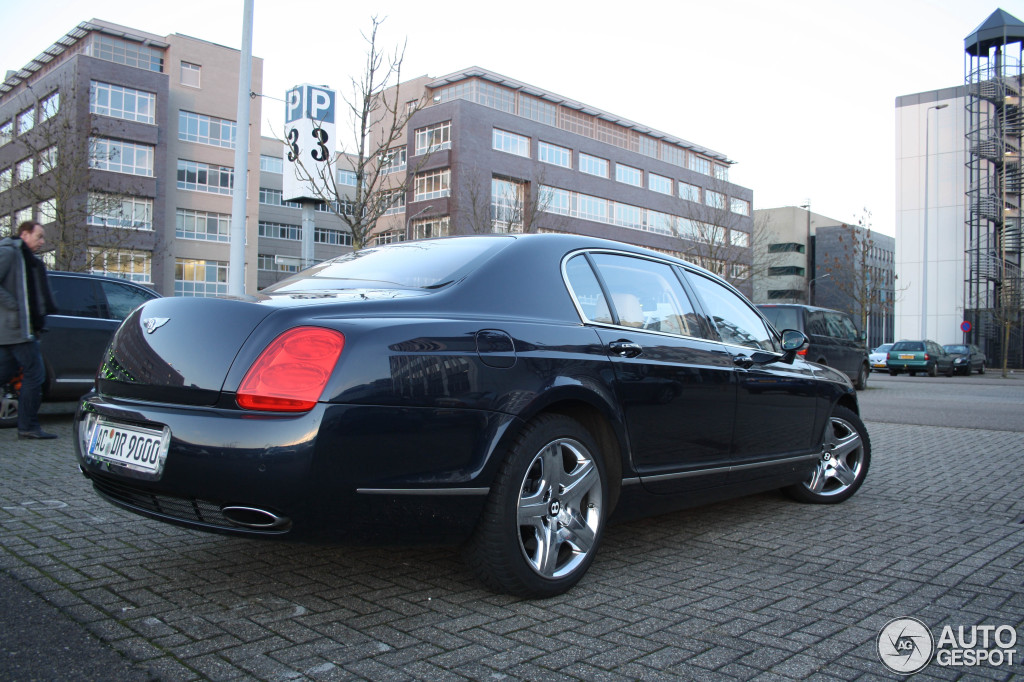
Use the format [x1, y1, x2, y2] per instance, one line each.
[979, 362, 986, 375]
[465, 414, 608, 598]
[783, 405, 870, 504]
[0, 385, 17, 429]
[927, 362, 938, 377]
[909, 371, 917, 377]
[888, 369, 898, 376]
[854, 363, 868, 390]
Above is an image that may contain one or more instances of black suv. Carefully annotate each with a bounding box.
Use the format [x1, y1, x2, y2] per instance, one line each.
[1, 272, 160, 426]
[757, 304, 870, 390]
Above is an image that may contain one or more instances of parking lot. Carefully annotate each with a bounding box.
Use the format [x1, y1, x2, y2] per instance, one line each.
[2, 376, 1023, 681]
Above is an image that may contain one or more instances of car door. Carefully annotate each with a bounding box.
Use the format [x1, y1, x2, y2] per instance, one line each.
[43, 275, 114, 399]
[825, 312, 859, 379]
[565, 252, 736, 494]
[684, 271, 823, 479]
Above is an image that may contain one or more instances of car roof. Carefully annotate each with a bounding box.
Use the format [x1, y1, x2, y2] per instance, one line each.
[48, 271, 159, 296]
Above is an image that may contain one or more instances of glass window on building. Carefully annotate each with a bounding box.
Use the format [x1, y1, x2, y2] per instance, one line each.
[493, 129, 530, 157]
[181, 61, 201, 88]
[415, 121, 451, 155]
[730, 197, 750, 216]
[538, 141, 571, 168]
[17, 107, 34, 135]
[177, 159, 233, 194]
[414, 168, 451, 201]
[90, 248, 152, 284]
[615, 164, 642, 187]
[91, 138, 155, 176]
[730, 230, 750, 248]
[90, 82, 156, 124]
[179, 111, 236, 148]
[175, 258, 228, 297]
[579, 153, 609, 178]
[380, 147, 406, 175]
[260, 155, 283, 173]
[176, 208, 229, 241]
[88, 194, 154, 230]
[0, 120, 12, 146]
[40, 91, 60, 122]
[412, 216, 451, 240]
[648, 173, 672, 195]
[679, 182, 700, 203]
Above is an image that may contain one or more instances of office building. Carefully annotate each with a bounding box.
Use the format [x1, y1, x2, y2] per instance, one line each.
[0, 19, 263, 295]
[896, 9, 1024, 366]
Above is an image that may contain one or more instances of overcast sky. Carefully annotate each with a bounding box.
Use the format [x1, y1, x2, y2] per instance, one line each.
[1, 0, 1017, 236]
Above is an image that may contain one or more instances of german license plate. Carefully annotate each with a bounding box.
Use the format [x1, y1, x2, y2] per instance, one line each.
[88, 419, 169, 474]
[898, 354, 914, 359]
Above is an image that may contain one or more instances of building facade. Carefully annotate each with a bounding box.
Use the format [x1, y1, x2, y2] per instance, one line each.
[752, 206, 895, 348]
[368, 68, 755, 294]
[0, 19, 263, 296]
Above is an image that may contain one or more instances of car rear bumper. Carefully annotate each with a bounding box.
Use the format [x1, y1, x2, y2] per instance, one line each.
[74, 394, 510, 542]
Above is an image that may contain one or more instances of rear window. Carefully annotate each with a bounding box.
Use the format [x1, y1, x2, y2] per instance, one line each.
[759, 306, 801, 332]
[265, 237, 514, 293]
[891, 341, 924, 352]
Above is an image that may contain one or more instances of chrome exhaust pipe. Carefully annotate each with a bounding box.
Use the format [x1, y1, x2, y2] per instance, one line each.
[221, 505, 291, 530]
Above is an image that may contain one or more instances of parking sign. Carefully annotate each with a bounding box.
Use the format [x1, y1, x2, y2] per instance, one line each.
[283, 84, 337, 202]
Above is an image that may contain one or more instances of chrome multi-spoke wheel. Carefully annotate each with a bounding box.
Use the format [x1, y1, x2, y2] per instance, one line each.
[785, 405, 870, 504]
[466, 414, 608, 598]
[517, 437, 602, 580]
[0, 384, 17, 429]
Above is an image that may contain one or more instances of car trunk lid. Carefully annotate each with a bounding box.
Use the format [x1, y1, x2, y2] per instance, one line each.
[97, 297, 276, 406]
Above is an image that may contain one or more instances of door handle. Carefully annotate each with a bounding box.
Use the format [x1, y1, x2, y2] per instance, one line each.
[733, 355, 754, 369]
[609, 341, 643, 358]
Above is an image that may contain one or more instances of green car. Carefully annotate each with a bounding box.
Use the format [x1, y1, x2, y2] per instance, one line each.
[886, 340, 955, 377]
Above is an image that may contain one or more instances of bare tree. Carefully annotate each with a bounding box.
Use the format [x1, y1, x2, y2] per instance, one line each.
[1, 78, 151, 272]
[669, 178, 754, 292]
[284, 16, 428, 251]
[820, 210, 890, 345]
[459, 166, 562, 234]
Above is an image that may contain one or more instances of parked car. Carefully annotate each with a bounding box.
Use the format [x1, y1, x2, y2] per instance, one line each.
[75, 234, 870, 598]
[887, 340, 954, 376]
[869, 343, 894, 372]
[943, 343, 986, 375]
[756, 304, 870, 390]
[1, 272, 159, 428]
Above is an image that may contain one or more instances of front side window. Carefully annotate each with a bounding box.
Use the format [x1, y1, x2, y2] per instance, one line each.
[493, 128, 530, 157]
[579, 153, 609, 178]
[415, 121, 451, 154]
[688, 273, 775, 350]
[100, 280, 155, 319]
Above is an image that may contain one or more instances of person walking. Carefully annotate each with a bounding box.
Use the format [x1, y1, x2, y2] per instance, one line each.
[0, 221, 57, 439]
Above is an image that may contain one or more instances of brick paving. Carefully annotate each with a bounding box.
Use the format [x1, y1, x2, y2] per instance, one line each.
[1, 414, 1022, 680]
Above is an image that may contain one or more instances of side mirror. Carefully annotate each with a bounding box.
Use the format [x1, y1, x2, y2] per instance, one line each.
[779, 329, 809, 365]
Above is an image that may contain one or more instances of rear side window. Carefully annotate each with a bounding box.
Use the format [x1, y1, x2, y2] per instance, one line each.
[759, 306, 801, 332]
[49, 276, 103, 318]
[100, 280, 157, 320]
[566, 253, 703, 338]
[805, 312, 827, 336]
[826, 313, 858, 341]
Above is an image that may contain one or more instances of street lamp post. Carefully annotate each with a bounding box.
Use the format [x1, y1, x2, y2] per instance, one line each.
[807, 273, 831, 305]
[800, 201, 812, 302]
[405, 205, 433, 241]
[922, 103, 948, 339]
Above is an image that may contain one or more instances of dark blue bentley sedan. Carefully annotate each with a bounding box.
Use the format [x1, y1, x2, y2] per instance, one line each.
[75, 234, 870, 597]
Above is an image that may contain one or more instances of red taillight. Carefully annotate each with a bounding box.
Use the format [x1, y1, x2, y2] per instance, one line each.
[797, 349, 807, 356]
[236, 327, 345, 412]
[924, 353, 930, 361]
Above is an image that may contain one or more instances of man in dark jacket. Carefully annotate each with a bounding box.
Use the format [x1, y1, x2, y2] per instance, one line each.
[0, 221, 58, 438]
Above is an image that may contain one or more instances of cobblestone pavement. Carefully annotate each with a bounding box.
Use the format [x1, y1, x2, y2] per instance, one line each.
[1, 414, 1022, 681]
